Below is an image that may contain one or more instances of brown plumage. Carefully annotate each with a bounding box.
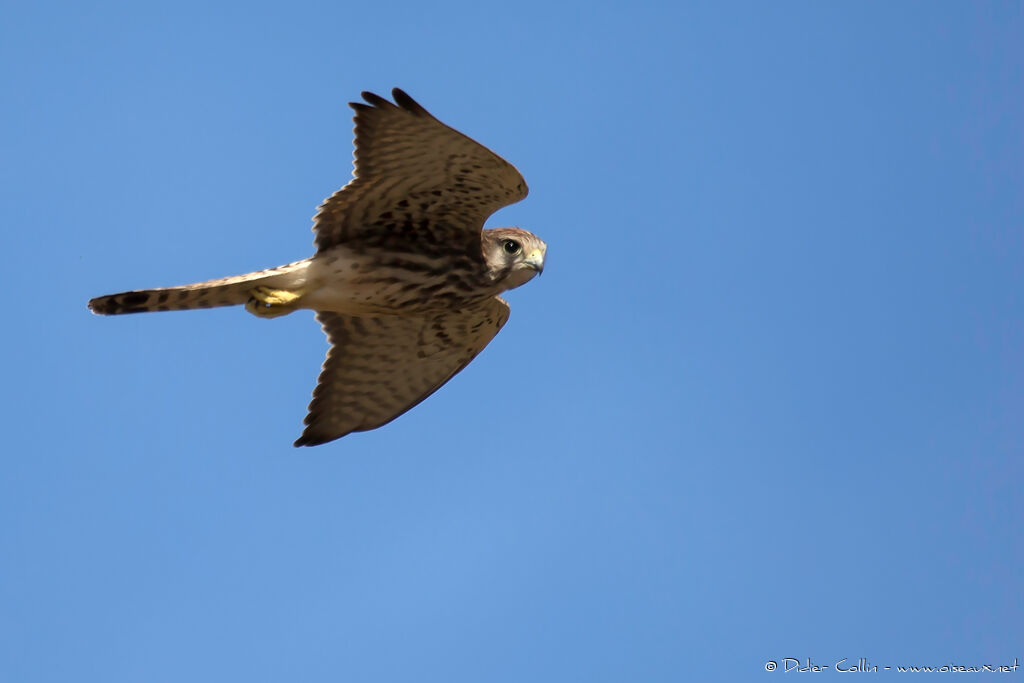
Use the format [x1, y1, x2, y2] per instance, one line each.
[89, 88, 546, 446]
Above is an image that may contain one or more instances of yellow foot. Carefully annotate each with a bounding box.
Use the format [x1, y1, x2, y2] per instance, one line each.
[246, 286, 305, 318]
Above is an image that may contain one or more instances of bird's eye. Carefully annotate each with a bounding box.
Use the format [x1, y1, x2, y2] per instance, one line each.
[502, 239, 522, 255]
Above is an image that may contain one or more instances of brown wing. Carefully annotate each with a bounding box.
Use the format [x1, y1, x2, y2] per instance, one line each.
[294, 297, 511, 446]
[312, 88, 528, 253]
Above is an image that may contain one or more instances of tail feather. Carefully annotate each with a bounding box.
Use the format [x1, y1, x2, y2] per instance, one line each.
[88, 260, 309, 316]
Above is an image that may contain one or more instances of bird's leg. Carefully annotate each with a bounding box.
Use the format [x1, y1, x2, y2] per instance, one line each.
[246, 286, 306, 318]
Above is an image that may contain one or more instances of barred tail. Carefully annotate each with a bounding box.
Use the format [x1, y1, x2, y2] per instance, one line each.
[88, 260, 309, 316]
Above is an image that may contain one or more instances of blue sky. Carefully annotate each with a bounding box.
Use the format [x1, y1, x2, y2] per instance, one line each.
[2, 1, 1021, 681]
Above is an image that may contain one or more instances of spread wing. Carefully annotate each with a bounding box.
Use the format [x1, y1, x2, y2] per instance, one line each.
[294, 297, 511, 446]
[312, 88, 529, 253]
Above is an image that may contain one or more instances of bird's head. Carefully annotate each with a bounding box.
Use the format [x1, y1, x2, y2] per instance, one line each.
[482, 227, 547, 291]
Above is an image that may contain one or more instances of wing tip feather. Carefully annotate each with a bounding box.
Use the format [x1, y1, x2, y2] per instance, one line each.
[293, 434, 321, 447]
[360, 90, 393, 108]
[350, 88, 429, 117]
[392, 88, 429, 115]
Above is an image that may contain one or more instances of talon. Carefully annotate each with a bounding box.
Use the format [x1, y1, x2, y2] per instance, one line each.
[246, 286, 305, 318]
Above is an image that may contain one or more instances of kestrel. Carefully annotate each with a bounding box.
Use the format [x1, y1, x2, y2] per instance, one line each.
[89, 88, 546, 446]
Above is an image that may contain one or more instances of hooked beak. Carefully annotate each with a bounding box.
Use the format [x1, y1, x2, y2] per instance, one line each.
[524, 249, 545, 275]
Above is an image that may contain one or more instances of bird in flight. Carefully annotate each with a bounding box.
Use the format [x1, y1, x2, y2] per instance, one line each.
[89, 88, 546, 446]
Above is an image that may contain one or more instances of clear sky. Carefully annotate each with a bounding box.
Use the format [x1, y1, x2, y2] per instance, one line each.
[2, 1, 1021, 681]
